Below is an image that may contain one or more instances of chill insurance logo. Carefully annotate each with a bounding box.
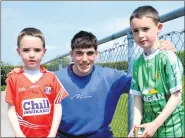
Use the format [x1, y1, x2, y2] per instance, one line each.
[22, 98, 50, 116]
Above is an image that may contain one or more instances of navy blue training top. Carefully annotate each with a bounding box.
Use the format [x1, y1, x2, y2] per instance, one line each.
[54, 64, 131, 135]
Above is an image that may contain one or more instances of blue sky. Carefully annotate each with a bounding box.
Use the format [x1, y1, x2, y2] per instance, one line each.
[2, 1, 184, 65]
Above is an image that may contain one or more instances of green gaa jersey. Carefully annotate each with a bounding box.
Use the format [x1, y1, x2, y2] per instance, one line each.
[130, 49, 184, 137]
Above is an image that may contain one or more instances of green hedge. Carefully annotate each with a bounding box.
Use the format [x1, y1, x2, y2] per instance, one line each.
[1, 62, 17, 86]
[97, 61, 128, 71]
[1, 85, 6, 91]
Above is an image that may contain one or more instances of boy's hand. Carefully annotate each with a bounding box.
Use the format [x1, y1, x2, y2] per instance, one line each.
[6, 68, 21, 78]
[159, 40, 176, 52]
[5, 68, 22, 84]
[136, 122, 158, 138]
[128, 125, 139, 138]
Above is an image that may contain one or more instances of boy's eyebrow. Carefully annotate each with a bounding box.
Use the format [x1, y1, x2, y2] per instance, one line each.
[131, 28, 138, 31]
[132, 26, 150, 30]
[75, 50, 95, 52]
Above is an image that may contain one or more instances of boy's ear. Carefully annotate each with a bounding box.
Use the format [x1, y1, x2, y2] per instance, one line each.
[70, 51, 73, 56]
[95, 51, 99, 60]
[43, 48, 47, 55]
[17, 48, 21, 56]
[157, 23, 163, 32]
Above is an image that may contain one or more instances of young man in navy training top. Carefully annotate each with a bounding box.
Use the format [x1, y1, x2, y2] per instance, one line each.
[8, 30, 176, 138]
[55, 30, 176, 138]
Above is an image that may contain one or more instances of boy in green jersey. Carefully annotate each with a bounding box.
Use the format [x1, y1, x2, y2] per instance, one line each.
[128, 5, 184, 138]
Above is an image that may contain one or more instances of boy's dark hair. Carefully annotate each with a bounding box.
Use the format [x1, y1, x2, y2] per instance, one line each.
[17, 27, 45, 48]
[71, 31, 98, 50]
[130, 5, 160, 25]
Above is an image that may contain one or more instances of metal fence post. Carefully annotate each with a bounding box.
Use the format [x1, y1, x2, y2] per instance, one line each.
[127, 30, 134, 134]
[58, 58, 63, 70]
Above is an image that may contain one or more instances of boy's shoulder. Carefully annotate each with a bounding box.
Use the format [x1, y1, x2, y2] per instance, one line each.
[133, 53, 144, 66]
[44, 70, 56, 77]
[40, 66, 57, 77]
[158, 50, 179, 63]
[158, 50, 176, 57]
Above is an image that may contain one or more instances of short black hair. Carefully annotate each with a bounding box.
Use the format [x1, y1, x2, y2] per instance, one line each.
[71, 31, 98, 50]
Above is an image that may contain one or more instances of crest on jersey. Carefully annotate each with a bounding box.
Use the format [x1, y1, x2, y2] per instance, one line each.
[44, 85, 52, 95]
[155, 72, 160, 80]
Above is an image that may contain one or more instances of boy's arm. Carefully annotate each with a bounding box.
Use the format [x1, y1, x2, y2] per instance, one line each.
[8, 104, 26, 137]
[154, 91, 181, 127]
[128, 95, 143, 137]
[133, 95, 143, 125]
[138, 91, 181, 137]
[47, 103, 62, 137]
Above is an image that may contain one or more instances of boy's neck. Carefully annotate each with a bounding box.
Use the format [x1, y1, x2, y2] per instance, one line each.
[144, 40, 160, 56]
[23, 67, 41, 72]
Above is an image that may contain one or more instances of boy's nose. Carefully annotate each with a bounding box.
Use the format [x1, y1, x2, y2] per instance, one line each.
[138, 31, 144, 38]
[81, 53, 88, 61]
[29, 51, 35, 57]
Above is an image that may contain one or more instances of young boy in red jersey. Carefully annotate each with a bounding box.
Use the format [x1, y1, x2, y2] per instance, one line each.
[5, 27, 68, 137]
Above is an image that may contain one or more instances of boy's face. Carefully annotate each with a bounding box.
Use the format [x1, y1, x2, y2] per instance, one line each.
[17, 35, 46, 70]
[70, 47, 98, 76]
[130, 17, 162, 49]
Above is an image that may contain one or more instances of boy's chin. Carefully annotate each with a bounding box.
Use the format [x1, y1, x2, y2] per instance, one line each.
[24, 65, 40, 70]
[78, 68, 92, 75]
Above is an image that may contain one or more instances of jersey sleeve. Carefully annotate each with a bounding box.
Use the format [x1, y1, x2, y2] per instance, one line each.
[163, 51, 183, 93]
[111, 68, 132, 94]
[53, 75, 68, 104]
[5, 75, 16, 105]
[119, 71, 132, 94]
[130, 61, 142, 95]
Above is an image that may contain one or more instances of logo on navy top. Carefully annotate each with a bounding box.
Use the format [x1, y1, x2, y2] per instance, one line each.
[22, 98, 50, 116]
[44, 85, 52, 95]
[71, 94, 92, 100]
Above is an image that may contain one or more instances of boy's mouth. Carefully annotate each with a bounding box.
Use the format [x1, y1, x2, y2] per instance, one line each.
[80, 63, 90, 68]
[28, 60, 36, 63]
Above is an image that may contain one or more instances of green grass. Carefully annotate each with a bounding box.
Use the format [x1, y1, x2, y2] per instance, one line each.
[1, 85, 6, 91]
[110, 94, 128, 137]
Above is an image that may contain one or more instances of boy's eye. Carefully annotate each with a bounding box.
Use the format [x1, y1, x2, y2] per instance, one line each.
[143, 27, 149, 31]
[75, 51, 83, 56]
[22, 49, 29, 52]
[34, 48, 42, 52]
[86, 51, 95, 56]
[132, 30, 138, 33]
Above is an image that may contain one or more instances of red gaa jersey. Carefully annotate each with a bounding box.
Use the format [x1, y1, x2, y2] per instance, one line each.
[5, 66, 68, 137]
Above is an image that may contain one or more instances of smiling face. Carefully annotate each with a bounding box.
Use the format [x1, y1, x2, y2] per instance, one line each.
[130, 16, 162, 50]
[17, 35, 46, 70]
[70, 47, 98, 76]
